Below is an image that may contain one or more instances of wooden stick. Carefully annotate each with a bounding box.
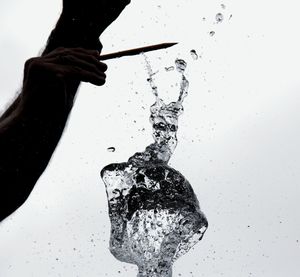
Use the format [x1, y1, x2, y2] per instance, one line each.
[99, 42, 178, 61]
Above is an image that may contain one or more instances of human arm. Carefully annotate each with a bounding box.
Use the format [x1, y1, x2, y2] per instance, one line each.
[0, 0, 130, 221]
[0, 47, 107, 221]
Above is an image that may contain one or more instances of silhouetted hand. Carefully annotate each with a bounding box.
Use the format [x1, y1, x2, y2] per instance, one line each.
[62, 0, 131, 36]
[21, 47, 107, 112]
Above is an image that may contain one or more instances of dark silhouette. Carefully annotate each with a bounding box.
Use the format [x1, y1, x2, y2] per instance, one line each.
[0, 0, 130, 222]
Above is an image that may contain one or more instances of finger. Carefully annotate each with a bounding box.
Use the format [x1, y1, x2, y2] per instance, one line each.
[47, 54, 107, 75]
[69, 65, 106, 86]
[46, 47, 100, 59]
[73, 53, 108, 72]
[44, 49, 108, 72]
[44, 62, 106, 86]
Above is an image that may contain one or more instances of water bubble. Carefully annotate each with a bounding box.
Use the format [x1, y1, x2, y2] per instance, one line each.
[190, 49, 198, 60]
[107, 147, 116, 152]
[216, 13, 224, 23]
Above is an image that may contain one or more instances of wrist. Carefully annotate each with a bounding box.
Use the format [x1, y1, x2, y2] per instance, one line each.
[43, 13, 103, 54]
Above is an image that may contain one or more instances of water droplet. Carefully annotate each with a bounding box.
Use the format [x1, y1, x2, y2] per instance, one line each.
[190, 49, 198, 60]
[165, 66, 174, 72]
[107, 147, 116, 152]
[216, 13, 224, 23]
[175, 59, 187, 73]
[209, 31, 215, 36]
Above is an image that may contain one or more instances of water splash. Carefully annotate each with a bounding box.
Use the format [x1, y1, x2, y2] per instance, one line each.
[101, 56, 208, 276]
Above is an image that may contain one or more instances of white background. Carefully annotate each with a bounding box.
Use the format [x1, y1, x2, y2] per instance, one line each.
[0, 0, 300, 276]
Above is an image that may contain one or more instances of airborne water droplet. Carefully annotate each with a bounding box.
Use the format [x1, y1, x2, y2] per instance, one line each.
[165, 66, 175, 72]
[175, 59, 187, 73]
[216, 13, 224, 23]
[190, 49, 198, 60]
[107, 147, 116, 152]
[209, 31, 215, 36]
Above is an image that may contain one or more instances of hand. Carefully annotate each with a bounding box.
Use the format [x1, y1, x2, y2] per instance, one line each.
[21, 47, 107, 112]
[62, 0, 131, 36]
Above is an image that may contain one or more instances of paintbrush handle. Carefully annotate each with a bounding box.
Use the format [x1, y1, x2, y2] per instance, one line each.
[99, 42, 177, 61]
